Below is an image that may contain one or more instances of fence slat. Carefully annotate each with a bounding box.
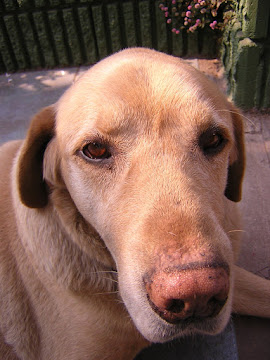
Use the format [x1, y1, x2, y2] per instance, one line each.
[92, 4, 107, 60]
[107, 3, 122, 54]
[35, 10, 59, 67]
[28, 11, 46, 67]
[86, 4, 100, 62]
[116, 1, 127, 49]
[78, 5, 98, 63]
[0, 49, 5, 72]
[149, 0, 157, 50]
[0, 15, 18, 72]
[132, 0, 142, 47]
[101, 2, 113, 55]
[58, 9, 73, 65]
[14, 13, 32, 68]
[48, 10, 69, 66]
[72, 6, 87, 63]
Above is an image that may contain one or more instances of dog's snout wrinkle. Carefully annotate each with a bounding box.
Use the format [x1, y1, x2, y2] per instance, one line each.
[144, 263, 229, 325]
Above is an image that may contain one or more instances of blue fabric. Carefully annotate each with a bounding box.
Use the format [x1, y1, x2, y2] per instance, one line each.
[136, 320, 238, 360]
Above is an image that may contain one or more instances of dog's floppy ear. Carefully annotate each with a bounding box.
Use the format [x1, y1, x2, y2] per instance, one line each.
[17, 106, 55, 208]
[225, 107, 245, 202]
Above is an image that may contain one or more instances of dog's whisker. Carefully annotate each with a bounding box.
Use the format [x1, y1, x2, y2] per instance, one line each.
[86, 270, 118, 275]
[216, 109, 255, 126]
[102, 277, 119, 284]
[227, 229, 246, 234]
[93, 291, 120, 296]
[115, 299, 125, 306]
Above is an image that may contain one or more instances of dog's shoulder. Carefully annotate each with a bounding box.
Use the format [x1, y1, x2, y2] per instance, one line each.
[0, 139, 22, 156]
[0, 140, 22, 246]
[0, 140, 22, 184]
[0, 140, 21, 230]
[0, 139, 22, 281]
[0, 139, 41, 359]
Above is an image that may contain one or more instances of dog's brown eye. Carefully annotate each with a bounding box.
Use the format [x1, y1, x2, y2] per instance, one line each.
[199, 129, 226, 156]
[206, 133, 221, 148]
[82, 142, 111, 160]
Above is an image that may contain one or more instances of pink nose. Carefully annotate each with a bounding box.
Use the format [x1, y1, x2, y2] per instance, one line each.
[144, 265, 229, 324]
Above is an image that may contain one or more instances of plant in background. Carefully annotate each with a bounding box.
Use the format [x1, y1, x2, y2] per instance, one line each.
[160, 0, 236, 34]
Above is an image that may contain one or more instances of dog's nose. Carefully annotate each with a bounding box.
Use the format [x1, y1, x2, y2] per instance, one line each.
[144, 265, 229, 324]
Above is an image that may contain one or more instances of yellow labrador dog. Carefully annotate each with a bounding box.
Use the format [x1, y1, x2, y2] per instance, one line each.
[0, 48, 269, 360]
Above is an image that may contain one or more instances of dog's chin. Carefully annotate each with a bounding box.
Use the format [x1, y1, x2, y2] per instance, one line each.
[119, 283, 232, 343]
[130, 307, 231, 343]
[138, 313, 231, 343]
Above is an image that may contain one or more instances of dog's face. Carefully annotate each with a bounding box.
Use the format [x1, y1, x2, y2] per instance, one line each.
[17, 48, 245, 342]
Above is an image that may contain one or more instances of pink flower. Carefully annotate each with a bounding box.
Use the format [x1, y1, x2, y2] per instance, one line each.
[209, 21, 218, 30]
[186, 11, 192, 17]
[189, 25, 197, 32]
[172, 0, 176, 4]
[175, 30, 180, 34]
[165, 11, 169, 17]
[196, 19, 201, 25]
[195, 3, 200, 9]
[200, 8, 206, 14]
[172, 28, 176, 32]
[188, 5, 192, 10]
[167, 18, 172, 24]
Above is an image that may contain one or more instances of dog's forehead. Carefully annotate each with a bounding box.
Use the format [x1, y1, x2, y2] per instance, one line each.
[56, 49, 230, 145]
[88, 50, 207, 112]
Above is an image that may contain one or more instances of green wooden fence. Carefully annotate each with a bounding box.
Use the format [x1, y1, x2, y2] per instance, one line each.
[2, 0, 269, 109]
[0, 0, 218, 73]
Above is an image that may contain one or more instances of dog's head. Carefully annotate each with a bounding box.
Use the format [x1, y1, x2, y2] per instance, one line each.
[16, 48, 245, 342]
